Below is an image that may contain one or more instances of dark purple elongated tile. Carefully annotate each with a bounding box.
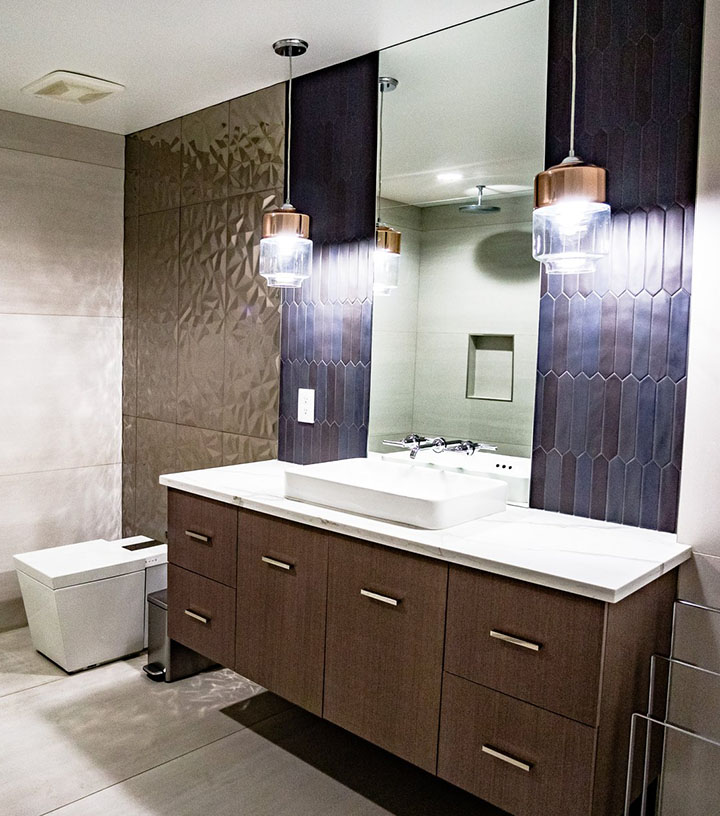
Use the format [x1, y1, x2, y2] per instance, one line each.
[613, 292, 635, 378]
[543, 449, 563, 513]
[334, 362, 346, 425]
[630, 291, 653, 379]
[627, 209, 648, 295]
[636, 376, 657, 465]
[572, 452, 593, 518]
[605, 456, 626, 523]
[581, 292, 602, 376]
[331, 302, 344, 364]
[586, 374, 606, 458]
[644, 208, 665, 294]
[671, 377, 687, 469]
[551, 294, 570, 375]
[554, 373, 575, 455]
[648, 290, 671, 379]
[598, 293, 619, 376]
[559, 453, 577, 515]
[639, 461, 661, 530]
[540, 372, 559, 452]
[360, 300, 373, 365]
[662, 205, 685, 294]
[658, 464, 680, 532]
[639, 121, 660, 209]
[537, 294, 554, 374]
[590, 455, 609, 520]
[652, 376, 675, 467]
[601, 374, 623, 459]
[618, 374, 640, 462]
[325, 362, 337, 424]
[315, 363, 327, 424]
[622, 459, 643, 527]
[338, 424, 350, 461]
[621, 124, 642, 210]
[569, 373, 590, 456]
[681, 206, 694, 292]
[529, 448, 546, 510]
[668, 289, 690, 381]
[609, 211, 630, 295]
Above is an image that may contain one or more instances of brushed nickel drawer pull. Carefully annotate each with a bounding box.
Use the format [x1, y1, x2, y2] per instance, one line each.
[262, 556, 293, 570]
[185, 530, 211, 544]
[490, 629, 542, 652]
[482, 745, 532, 772]
[184, 609, 210, 625]
[360, 588, 399, 607]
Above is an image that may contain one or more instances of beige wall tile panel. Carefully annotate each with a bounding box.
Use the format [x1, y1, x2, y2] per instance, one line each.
[0, 147, 123, 317]
[138, 119, 182, 214]
[678, 553, 720, 609]
[222, 433, 277, 466]
[228, 83, 285, 196]
[135, 418, 177, 542]
[0, 464, 121, 577]
[176, 425, 223, 472]
[0, 109, 124, 168]
[0, 314, 121, 476]
[123, 216, 139, 319]
[181, 102, 229, 205]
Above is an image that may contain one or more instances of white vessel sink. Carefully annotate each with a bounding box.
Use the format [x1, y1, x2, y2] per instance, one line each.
[284, 458, 507, 529]
[381, 450, 531, 505]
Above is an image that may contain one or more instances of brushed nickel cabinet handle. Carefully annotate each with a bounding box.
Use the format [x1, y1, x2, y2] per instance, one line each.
[490, 629, 542, 652]
[261, 556, 293, 571]
[185, 530, 211, 544]
[360, 588, 400, 607]
[482, 745, 532, 772]
[184, 609, 210, 624]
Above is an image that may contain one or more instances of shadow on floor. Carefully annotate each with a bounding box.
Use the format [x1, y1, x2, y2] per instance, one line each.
[222, 692, 509, 816]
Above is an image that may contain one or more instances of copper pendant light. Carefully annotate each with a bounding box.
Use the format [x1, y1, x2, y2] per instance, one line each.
[259, 39, 312, 288]
[532, 0, 610, 275]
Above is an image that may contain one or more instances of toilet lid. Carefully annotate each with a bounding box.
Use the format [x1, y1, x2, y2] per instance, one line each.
[13, 540, 147, 589]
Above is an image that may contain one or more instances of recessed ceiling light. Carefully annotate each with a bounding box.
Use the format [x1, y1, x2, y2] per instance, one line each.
[437, 172, 463, 183]
[21, 71, 125, 105]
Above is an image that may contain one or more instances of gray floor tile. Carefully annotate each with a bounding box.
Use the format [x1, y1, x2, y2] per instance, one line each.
[0, 627, 66, 698]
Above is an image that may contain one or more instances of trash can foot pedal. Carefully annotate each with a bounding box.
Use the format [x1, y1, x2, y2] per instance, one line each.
[142, 661, 166, 681]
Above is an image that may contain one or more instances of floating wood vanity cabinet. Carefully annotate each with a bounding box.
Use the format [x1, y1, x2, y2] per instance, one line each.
[235, 510, 328, 716]
[165, 489, 677, 816]
[324, 536, 447, 773]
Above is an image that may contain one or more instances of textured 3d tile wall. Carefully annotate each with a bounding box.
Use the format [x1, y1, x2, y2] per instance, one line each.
[123, 85, 285, 540]
[278, 53, 378, 464]
[531, 0, 703, 531]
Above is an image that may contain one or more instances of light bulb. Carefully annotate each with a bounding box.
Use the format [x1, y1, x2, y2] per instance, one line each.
[532, 199, 610, 275]
[259, 234, 313, 288]
[373, 248, 400, 295]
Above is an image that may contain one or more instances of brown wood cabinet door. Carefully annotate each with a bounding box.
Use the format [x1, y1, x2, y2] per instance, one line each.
[167, 564, 235, 667]
[445, 566, 606, 725]
[438, 673, 596, 816]
[324, 536, 448, 774]
[235, 511, 329, 716]
[167, 489, 238, 587]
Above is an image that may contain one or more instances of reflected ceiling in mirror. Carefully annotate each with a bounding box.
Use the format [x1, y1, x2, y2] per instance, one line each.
[369, 0, 549, 491]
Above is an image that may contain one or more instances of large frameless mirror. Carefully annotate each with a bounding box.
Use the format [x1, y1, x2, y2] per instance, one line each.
[368, 0, 549, 502]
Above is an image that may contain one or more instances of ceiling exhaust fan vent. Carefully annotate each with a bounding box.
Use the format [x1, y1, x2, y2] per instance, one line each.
[21, 71, 124, 105]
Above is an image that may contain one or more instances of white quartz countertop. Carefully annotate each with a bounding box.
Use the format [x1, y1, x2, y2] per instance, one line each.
[160, 459, 691, 603]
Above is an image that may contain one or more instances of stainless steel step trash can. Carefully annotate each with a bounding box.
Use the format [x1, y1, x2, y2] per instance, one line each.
[143, 589, 216, 682]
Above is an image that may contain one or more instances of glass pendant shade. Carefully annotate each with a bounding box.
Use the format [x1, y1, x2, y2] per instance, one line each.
[259, 204, 312, 288]
[373, 224, 401, 296]
[532, 158, 610, 275]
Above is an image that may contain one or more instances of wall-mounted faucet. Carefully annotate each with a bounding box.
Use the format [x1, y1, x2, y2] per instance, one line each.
[382, 434, 498, 459]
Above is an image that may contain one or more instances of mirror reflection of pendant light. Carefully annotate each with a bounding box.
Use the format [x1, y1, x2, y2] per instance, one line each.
[532, 0, 610, 275]
[374, 76, 401, 296]
[259, 38, 312, 288]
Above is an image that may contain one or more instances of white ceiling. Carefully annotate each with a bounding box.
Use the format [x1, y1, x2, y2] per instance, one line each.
[380, 0, 548, 206]
[0, 0, 526, 135]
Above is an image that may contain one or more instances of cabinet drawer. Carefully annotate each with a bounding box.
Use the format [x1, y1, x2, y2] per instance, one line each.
[324, 537, 447, 774]
[167, 489, 237, 587]
[235, 511, 328, 716]
[167, 564, 235, 667]
[438, 673, 595, 816]
[445, 566, 605, 725]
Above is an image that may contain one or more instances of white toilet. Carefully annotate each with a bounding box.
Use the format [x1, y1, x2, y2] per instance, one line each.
[13, 536, 167, 673]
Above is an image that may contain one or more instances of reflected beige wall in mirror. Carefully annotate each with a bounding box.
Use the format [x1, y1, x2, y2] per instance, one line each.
[368, 0, 549, 459]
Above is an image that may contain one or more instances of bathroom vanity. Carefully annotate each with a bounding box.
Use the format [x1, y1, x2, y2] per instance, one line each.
[160, 460, 690, 816]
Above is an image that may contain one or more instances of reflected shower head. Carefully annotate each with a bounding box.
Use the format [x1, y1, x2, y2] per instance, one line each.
[459, 185, 501, 213]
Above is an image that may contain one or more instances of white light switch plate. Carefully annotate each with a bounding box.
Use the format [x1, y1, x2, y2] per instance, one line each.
[298, 388, 315, 424]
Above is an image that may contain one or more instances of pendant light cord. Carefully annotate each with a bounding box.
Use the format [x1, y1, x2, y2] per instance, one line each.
[568, 0, 578, 157]
[376, 85, 385, 226]
[285, 53, 293, 205]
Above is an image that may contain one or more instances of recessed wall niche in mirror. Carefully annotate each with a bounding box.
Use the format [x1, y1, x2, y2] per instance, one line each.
[369, 0, 549, 475]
